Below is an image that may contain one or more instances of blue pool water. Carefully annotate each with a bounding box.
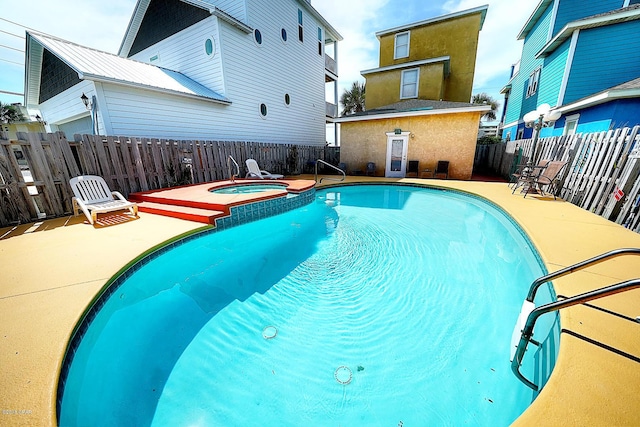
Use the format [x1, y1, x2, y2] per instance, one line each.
[210, 183, 287, 194]
[59, 185, 552, 426]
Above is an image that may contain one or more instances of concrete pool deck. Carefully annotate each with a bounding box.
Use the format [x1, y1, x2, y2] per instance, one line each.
[1, 176, 639, 426]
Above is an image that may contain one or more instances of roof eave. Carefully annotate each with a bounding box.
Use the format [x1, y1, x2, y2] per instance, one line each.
[557, 88, 640, 114]
[297, 0, 343, 42]
[536, 8, 640, 58]
[334, 105, 489, 123]
[376, 4, 488, 39]
[517, 0, 552, 40]
[361, 56, 451, 76]
[84, 74, 231, 105]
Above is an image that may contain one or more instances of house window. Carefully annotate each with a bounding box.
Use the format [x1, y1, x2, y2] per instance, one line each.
[284, 93, 291, 106]
[526, 68, 541, 98]
[400, 68, 419, 99]
[281, 28, 287, 42]
[204, 38, 216, 58]
[298, 9, 303, 42]
[516, 128, 525, 140]
[254, 29, 263, 45]
[260, 103, 268, 117]
[394, 31, 410, 59]
[563, 114, 579, 136]
[318, 27, 323, 55]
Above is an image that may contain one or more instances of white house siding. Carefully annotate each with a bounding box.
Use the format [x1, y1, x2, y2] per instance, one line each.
[122, 0, 329, 145]
[102, 83, 230, 139]
[205, 0, 246, 22]
[128, 17, 225, 96]
[40, 80, 102, 134]
[214, 0, 328, 145]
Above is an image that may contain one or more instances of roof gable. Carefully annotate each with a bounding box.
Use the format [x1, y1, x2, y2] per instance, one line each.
[536, 4, 640, 57]
[518, 0, 553, 40]
[39, 49, 82, 104]
[128, 0, 211, 57]
[375, 5, 488, 38]
[26, 32, 230, 107]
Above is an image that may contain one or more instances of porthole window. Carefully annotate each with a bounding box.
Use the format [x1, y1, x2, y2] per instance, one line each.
[254, 29, 263, 45]
[281, 28, 287, 42]
[204, 37, 216, 58]
[260, 103, 268, 117]
[284, 93, 291, 106]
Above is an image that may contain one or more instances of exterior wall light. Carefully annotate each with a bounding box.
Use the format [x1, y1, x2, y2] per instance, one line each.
[35, 114, 47, 125]
[523, 103, 562, 164]
[80, 92, 99, 134]
[80, 93, 91, 110]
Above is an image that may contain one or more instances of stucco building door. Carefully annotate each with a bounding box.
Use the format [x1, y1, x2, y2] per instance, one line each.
[385, 131, 409, 177]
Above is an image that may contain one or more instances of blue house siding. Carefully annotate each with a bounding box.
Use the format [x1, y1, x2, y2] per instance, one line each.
[564, 20, 640, 104]
[538, 39, 570, 107]
[504, 3, 554, 125]
[552, 0, 623, 36]
[581, 98, 640, 130]
[547, 99, 640, 136]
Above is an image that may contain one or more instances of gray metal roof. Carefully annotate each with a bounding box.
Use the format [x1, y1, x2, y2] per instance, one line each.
[26, 31, 230, 106]
[333, 99, 490, 123]
[356, 99, 481, 116]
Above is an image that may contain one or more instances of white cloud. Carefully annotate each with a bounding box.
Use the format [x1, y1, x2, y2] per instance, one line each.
[312, 0, 390, 95]
[1, 0, 541, 109]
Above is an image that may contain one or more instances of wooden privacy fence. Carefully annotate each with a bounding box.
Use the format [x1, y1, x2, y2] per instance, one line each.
[0, 131, 325, 227]
[475, 125, 640, 233]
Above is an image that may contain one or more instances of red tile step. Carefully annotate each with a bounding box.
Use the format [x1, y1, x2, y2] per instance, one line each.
[137, 202, 226, 225]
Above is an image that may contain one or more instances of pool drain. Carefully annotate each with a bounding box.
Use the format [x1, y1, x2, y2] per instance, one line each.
[334, 366, 352, 385]
[262, 326, 277, 339]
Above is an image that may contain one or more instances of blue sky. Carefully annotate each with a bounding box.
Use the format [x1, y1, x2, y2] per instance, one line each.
[0, 0, 539, 112]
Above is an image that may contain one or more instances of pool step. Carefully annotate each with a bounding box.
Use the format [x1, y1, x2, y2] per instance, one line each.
[137, 201, 226, 224]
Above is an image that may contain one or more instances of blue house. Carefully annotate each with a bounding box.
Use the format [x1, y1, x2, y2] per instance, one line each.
[500, 1, 640, 140]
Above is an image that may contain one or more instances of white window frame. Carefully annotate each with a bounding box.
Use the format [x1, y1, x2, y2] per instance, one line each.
[394, 31, 410, 59]
[400, 68, 419, 99]
[563, 114, 579, 136]
[526, 68, 541, 98]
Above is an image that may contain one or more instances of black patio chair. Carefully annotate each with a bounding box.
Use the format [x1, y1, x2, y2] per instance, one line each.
[433, 160, 449, 179]
[406, 160, 419, 177]
[366, 162, 376, 176]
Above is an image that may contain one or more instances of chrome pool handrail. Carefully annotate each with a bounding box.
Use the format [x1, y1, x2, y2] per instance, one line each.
[314, 159, 345, 184]
[511, 278, 640, 391]
[228, 155, 240, 182]
[525, 248, 640, 302]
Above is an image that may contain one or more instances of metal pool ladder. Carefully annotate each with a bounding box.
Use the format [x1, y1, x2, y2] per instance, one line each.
[228, 155, 240, 182]
[314, 159, 345, 184]
[511, 248, 640, 391]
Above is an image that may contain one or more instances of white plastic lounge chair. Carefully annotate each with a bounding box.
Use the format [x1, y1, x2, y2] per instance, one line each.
[70, 175, 138, 224]
[245, 159, 284, 179]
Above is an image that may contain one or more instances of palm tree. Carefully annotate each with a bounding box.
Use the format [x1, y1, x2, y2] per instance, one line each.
[471, 93, 500, 121]
[0, 102, 25, 124]
[340, 81, 365, 116]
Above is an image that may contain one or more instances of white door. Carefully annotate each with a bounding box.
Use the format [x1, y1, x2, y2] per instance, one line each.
[385, 132, 409, 177]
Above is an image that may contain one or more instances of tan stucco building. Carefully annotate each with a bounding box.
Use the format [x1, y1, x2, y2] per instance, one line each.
[338, 100, 488, 179]
[337, 6, 489, 179]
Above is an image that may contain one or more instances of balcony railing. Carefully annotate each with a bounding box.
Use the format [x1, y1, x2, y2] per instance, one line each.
[325, 54, 337, 77]
[325, 102, 337, 118]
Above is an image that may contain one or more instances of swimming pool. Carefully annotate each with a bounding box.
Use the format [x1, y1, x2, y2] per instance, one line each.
[210, 183, 287, 194]
[58, 184, 556, 426]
